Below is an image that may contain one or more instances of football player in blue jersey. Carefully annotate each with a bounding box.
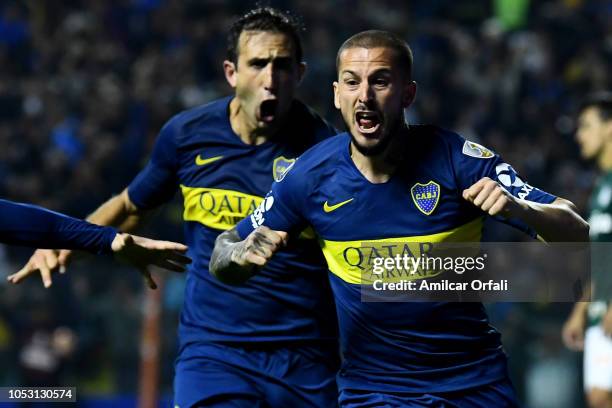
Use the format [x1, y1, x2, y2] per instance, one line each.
[1, 198, 190, 288]
[11, 7, 339, 408]
[211, 30, 589, 407]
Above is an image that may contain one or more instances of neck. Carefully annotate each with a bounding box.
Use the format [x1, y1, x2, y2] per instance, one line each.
[229, 97, 269, 145]
[598, 142, 612, 172]
[350, 125, 408, 184]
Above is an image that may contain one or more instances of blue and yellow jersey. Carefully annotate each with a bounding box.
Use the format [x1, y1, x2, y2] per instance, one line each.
[237, 125, 557, 393]
[128, 96, 339, 346]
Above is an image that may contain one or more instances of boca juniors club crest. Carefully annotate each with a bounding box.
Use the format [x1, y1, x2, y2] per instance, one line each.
[272, 156, 296, 182]
[411, 181, 440, 215]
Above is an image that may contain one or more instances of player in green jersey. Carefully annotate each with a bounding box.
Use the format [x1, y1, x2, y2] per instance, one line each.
[563, 92, 612, 408]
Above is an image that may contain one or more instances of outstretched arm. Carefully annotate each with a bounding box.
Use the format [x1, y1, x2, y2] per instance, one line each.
[8, 189, 155, 288]
[9, 231, 191, 289]
[1, 198, 191, 289]
[210, 226, 287, 285]
[0, 198, 118, 252]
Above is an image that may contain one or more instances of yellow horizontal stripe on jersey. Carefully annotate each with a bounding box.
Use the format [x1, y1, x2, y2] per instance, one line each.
[180, 185, 318, 239]
[181, 185, 263, 230]
[320, 217, 484, 284]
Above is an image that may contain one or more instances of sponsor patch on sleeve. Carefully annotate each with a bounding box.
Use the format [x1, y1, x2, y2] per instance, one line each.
[462, 141, 494, 159]
[250, 194, 275, 229]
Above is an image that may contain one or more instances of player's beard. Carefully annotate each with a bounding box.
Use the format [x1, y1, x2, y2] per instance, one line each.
[348, 112, 405, 157]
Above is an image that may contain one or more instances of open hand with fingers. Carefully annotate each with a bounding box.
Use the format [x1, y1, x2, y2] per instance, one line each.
[463, 177, 528, 218]
[7, 249, 69, 288]
[110, 233, 191, 289]
[8, 233, 191, 289]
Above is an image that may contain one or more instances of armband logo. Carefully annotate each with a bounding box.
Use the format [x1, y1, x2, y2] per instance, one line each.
[495, 163, 534, 199]
[495, 163, 524, 188]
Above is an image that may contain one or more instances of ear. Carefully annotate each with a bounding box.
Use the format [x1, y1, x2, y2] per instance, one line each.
[297, 61, 307, 84]
[333, 81, 340, 109]
[402, 80, 417, 108]
[223, 60, 237, 88]
[604, 119, 612, 141]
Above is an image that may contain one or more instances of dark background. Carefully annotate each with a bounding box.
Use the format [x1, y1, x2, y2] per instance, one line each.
[0, 0, 609, 406]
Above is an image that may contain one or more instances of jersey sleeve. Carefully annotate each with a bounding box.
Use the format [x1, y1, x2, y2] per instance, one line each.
[128, 118, 180, 209]
[235, 160, 308, 239]
[451, 137, 557, 237]
[0, 199, 117, 254]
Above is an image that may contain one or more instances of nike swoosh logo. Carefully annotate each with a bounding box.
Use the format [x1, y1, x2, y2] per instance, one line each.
[195, 155, 224, 166]
[323, 198, 354, 213]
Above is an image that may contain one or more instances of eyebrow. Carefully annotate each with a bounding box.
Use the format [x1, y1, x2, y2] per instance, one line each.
[341, 69, 359, 77]
[341, 68, 393, 77]
[248, 56, 294, 64]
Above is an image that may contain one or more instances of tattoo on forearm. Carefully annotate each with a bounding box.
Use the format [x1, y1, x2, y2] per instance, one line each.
[209, 229, 256, 285]
[210, 229, 240, 273]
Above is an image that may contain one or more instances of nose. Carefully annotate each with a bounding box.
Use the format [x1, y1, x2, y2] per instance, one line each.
[358, 81, 374, 104]
[263, 63, 278, 93]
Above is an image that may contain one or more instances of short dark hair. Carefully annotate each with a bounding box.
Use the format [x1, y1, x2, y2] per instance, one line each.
[580, 91, 612, 121]
[336, 30, 413, 78]
[227, 7, 304, 65]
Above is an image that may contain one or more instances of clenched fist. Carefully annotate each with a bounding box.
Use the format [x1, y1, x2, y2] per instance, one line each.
[463, 177, 527, 218]
[231, 226, 288, 267]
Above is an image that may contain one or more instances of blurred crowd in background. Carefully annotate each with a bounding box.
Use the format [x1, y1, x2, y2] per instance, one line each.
[0, 0, 610, 406]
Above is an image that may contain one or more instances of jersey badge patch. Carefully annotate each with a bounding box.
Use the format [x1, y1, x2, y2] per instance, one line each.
[273, 156, 296, 182]
[411, 181, 440, 215]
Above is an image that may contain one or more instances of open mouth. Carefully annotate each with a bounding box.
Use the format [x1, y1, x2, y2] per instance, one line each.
[355, 111, 381, 134]
[259, 99, 278, 123]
